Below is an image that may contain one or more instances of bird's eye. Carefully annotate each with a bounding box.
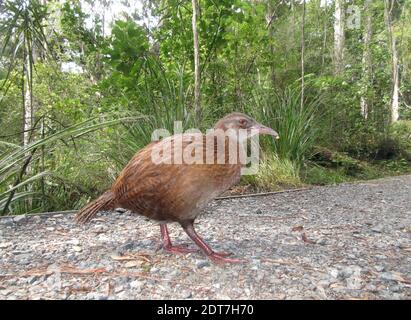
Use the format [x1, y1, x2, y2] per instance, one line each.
[239, 119, 247, 126]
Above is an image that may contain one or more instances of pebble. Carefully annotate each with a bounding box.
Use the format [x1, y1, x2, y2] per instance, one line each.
[26, 276, 39, 285]
[371, 225, 384, 233]
[0, 218, 14, 226]
[130, 280, 143, 289]
[375, 265, 385, 272]
[346, 276, 363, 290]
[13, 215, 27, 223]
[72, 246, 82, 252]
[329, 268, 340, 278]
[124, 261, 140, 268]
[0, 242, 12, 249]
[31, 216, 42, 223]
[195, 259, 210, 269]
[150, 267, 159, 273]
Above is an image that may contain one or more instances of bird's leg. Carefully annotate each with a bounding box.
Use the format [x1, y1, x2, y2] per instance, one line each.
[158, 224, 198, 254]
[181, 221, 243, 264]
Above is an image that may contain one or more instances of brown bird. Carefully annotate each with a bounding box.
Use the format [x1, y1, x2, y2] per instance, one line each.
[76, 112, 278, 263]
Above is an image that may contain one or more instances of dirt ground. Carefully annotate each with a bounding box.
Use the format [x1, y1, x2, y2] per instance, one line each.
[0, 175, 410, 299]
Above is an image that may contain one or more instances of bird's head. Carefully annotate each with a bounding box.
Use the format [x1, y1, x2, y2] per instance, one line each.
[213, 112, 279, 140]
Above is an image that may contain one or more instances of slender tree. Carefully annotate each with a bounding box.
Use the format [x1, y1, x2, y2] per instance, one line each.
[384, 0, 400, 123]
[191, 0, 201, 125]
[0, 0, 49, 146]
[360, 0, 373, 119]
[301, 0, 306, 109]
[333, 0, 345, 75]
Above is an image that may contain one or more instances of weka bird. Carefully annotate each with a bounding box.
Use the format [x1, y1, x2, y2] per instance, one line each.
[76, 113, 278, 263]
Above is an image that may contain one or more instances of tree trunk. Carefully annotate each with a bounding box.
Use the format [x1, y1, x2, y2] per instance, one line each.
[301, 0, 306, 109]
[321, 1, 328, 71]
[360, 0, 372, 119]
[23, 46, 33, 146]
[191, 0, 201, 125]
[384, 0, 400, 123]
[333, 0, 345, 75]
[267, 0, 275, 86]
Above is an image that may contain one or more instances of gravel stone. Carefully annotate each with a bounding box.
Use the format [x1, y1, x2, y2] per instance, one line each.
[195, 259, 210, 269]
[13, 215, 26, 223]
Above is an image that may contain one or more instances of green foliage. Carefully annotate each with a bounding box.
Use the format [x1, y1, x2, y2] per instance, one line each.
[243, 154, 302, 191]
[1, 0, 411, 214]
[253, 84, 323, 169]
[0, 114, 144, 215]
[302, 165, 349, 185]
[389, 120, 411, 158]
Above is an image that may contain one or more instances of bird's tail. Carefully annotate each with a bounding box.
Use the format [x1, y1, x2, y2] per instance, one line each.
[75, 190, 116, 224]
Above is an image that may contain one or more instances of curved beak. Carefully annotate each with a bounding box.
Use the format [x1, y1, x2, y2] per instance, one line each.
[252, 123, 280, 139]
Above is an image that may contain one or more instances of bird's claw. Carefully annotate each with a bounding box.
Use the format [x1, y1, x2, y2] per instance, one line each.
[157, 244, 198, 254]
[213, 251, 233, 257]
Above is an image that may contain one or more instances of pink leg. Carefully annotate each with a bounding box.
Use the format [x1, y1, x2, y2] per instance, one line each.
[158, 224, 198, 254]
[182, 222, 243, 264]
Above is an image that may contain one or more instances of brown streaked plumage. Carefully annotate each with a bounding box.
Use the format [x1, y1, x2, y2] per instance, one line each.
[76, 112, 279, 263]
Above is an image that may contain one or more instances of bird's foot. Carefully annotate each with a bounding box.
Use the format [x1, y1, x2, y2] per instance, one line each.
[212, 251, 233, 257]
[157, 244, 198, 254]
[207, 252, 244, 264]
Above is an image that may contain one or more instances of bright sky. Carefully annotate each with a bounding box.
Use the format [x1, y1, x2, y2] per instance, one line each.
[81, 0, 152, 34]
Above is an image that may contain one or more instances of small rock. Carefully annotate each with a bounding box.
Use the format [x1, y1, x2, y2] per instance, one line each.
[31, 216, 42, 223]
[255, 209, 263, 215]
[27, 276, 39, 285]
[340, 265, 362, 279]
[0, 242, 12, 249]
[150, 267, 159, 273]
[117, 291, 130, 299]
[118, 241, 138, 254]
[182, 291, 192, 299]
[72, 246, 82, 252]
[346, 276, 363, 290]
[375, 265, 385, 272]
[196, 259, 210, 269]
[130, 280, 143, 289]
[92, 225, 107, 234]
[329, 268, 340, 278]
[316, 238, 327, 245]
[124, 261, 141, 268]
[0, 218, 14, 226]
[46, 227, 55, 232]
[86, 292, 108, 300]
[13, 215, 26, 223]
[169, 270, 181, 278]
[371, 225, 384, 233]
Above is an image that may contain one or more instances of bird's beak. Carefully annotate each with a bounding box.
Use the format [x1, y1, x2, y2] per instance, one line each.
[252, 123, 280, 139]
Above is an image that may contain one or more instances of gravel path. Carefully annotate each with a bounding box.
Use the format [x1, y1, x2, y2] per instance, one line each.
[1, 175, 410, 300]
